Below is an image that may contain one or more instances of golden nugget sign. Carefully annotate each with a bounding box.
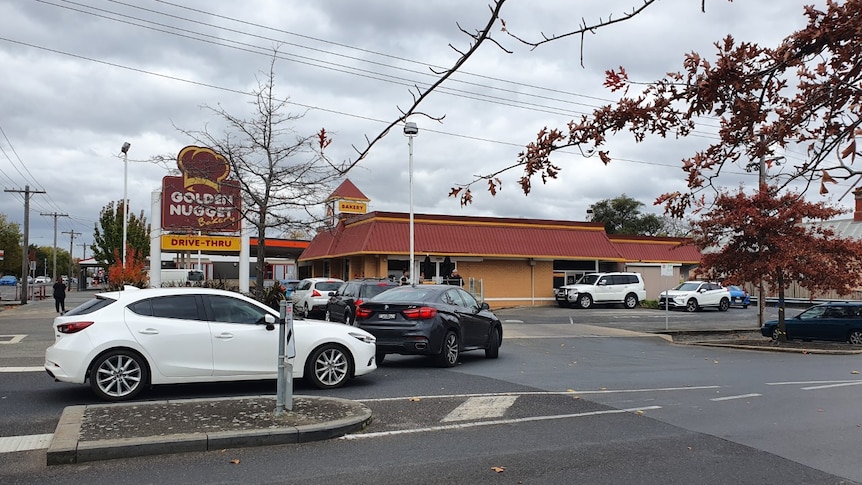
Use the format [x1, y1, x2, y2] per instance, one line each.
[338, 200, 367, 214]
[162, 146, 241, 232]
[161, 235, 241, 251]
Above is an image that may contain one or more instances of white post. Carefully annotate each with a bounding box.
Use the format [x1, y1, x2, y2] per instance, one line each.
[150, 191, 162, 288]
[404, 122, 419, 285]
[120, 142, 131, 268]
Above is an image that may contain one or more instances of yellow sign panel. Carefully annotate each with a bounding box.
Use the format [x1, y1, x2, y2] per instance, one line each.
[338, 200, 367, 214]
[161, 235, 241, 252]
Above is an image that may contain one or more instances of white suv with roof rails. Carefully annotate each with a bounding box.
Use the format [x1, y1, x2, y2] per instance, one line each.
[555, 272, 646, 309]
[658, 281, 731, 312]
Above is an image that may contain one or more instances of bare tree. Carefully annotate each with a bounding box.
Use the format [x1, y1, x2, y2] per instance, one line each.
[177, 52, 344, 295]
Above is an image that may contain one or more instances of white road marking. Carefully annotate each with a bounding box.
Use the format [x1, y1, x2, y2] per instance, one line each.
[441, 395, 518, 422]
[0, 434, 53, 453]
[766, 380, 862, 386]
[0, 367, 44, 373]
[710, 393, 762, 401]
[358, 387, 721, 403]
[0, 335, 26, 344]
[342, 406, 663, 440]
[801, 381, 862, 390]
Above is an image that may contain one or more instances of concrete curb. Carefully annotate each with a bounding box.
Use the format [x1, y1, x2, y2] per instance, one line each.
[676, 341, 862, 354]
[46, 395, 373, 465]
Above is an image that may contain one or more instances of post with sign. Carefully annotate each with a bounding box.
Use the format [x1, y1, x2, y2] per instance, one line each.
[661, 263, 674, 330]
[276, 300, 295, 415]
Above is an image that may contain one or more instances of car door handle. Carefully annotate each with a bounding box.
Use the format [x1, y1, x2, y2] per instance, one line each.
[215, 333, 234, 340]
[138, 328, 159, 335]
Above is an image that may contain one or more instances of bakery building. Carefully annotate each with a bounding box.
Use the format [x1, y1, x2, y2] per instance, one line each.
[298, 180, 702, 309]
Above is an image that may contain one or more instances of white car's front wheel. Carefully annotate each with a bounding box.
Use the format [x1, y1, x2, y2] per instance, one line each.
[306, 344, 352, 389]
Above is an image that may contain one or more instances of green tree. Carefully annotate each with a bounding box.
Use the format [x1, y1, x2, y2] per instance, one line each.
[0, 214, 22, 276]
[590, 195, 666, 236]
[91, 200, 150, 267]
[33, 246, 71, 279]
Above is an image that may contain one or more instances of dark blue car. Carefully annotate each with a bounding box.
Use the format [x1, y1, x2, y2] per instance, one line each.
[761, 302, 862, 344]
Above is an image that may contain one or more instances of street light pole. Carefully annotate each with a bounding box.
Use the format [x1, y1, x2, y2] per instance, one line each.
[403, 122, 419, 285]
[120, 142, 130, 268]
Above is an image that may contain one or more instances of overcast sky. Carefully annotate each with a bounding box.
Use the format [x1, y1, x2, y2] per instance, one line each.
[0, 0, 847, 258]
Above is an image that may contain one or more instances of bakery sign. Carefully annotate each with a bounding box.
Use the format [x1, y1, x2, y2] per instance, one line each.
[161, 146, 242, 232]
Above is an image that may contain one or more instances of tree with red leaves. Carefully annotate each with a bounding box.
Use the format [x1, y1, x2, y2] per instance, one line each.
[490, 0, 862, 217]
[107, 246, 148, 290]
[695, 187, 862, 337]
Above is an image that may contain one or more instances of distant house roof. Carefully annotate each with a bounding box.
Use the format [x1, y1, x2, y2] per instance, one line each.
[326, 179, 370, 202]
[607, 234, 701, 264]
[804, 218, 862, 240]
[300, 211, 701, 263]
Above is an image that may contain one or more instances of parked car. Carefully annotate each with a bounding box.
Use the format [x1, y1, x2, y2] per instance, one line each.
[44, 287, 377, 401]
[279, 279, 301, 298]
[0, 275, 17, 286]
[726, 285, 750, 308]
[761, 302, 862, 344]
[290, 277, 345, 318]
[34, 276, 51, 284]
[659, 281, 731, 312]
[326, 278, 399, 326]
[355, 284, 502, 367]
[554, 272, 646, 309]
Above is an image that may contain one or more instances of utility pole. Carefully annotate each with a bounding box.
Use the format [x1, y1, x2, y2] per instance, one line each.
[63, 229, 81, 286]
[6, 185, 46, 305]
[78, 242, 88, 260]
[758, 154, 766, 328]
[42, 212, 68, 282]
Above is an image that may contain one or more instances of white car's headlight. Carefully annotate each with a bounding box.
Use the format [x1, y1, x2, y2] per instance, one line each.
[349, 332, 376, 344]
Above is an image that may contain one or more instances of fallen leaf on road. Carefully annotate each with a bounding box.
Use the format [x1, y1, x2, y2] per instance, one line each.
[635, 410, 645, 416]
[229, 459, 240, 465]
[852, 370, 860, 374]
[491, 466, 506, 473]
[409, 397, 421, 402]
[713, 359, 719, 364]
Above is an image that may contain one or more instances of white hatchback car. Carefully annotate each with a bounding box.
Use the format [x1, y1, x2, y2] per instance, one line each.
[44, 287, 377, 401]
[290, 277, 345, 318]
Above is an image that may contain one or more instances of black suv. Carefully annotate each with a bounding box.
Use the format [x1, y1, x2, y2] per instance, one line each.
[326, 278, 399, 325]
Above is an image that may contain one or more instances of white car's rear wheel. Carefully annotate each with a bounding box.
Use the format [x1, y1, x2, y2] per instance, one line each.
[89, 350, 148, 402]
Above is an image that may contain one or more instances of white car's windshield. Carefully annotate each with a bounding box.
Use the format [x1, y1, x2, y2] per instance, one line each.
[673, 282, 702, 292]
[577, 274, 600, 285]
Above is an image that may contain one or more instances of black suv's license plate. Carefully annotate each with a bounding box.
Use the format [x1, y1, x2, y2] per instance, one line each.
[379, 313, 396, 320]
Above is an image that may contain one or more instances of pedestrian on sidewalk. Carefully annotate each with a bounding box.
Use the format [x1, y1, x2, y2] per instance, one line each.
[53, 277, 67, 314]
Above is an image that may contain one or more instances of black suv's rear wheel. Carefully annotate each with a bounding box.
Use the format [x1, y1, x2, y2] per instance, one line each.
[435, 331, 460, 367]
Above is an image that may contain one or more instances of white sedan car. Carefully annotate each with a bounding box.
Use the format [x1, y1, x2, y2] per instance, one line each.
[45, 287, 377, 401]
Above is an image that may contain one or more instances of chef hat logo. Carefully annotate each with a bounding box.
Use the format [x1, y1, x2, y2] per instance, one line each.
[176, 146, 230, 191]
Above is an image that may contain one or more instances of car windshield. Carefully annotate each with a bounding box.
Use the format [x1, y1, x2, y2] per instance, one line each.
[673, 282, 702, 291]
[363, 284, 396, 299]
[315, 282, 343, 292]
[577, 274, 600, 285]
[64, 296, 117, 316]
[368, 286, 436, 302]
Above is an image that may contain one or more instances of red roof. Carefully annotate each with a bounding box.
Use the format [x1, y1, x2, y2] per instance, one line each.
[326, 179, 369, 202]
[301, 212, 628, 261]
[608, 234, 701, 263]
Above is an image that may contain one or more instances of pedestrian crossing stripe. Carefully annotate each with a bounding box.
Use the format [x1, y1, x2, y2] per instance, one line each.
[441, 395, 518, 422]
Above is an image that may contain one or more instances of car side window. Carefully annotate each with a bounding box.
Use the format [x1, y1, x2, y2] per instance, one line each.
[457, 288, 481, 311]
[597, 276, 608, 286]
[298, 280, 311, 291]
[823, 306, 847, 318]
[443, 289, 466, 307]
[206, 295, 269, 324]
[800, 306, 826, 319]
[143, 295, 201, 320]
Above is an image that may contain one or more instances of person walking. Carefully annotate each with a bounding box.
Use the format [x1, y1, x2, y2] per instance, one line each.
[52, 277, 67, 314]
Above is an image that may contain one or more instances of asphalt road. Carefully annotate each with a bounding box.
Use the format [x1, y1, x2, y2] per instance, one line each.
[1, 293, 859, 484]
